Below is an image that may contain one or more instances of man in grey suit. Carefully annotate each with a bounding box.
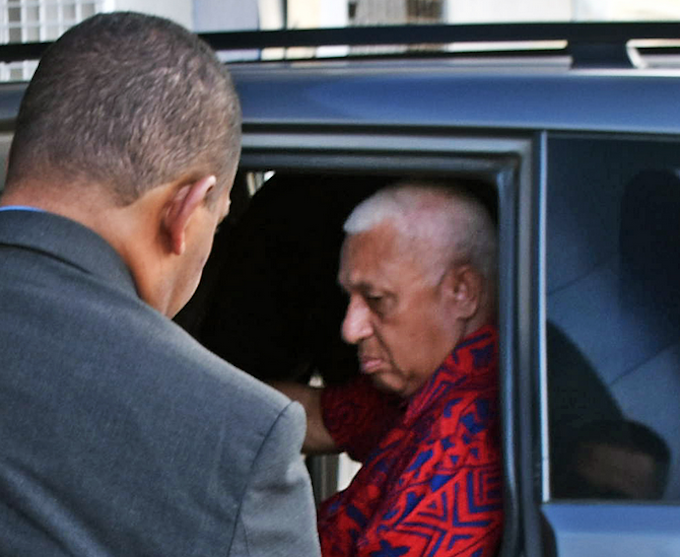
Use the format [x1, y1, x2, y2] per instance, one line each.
[0, 12, 320, 557]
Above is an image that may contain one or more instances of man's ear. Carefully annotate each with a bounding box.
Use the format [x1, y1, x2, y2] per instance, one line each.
[443, 264, 482, 320]
[162, 175, 216, 256]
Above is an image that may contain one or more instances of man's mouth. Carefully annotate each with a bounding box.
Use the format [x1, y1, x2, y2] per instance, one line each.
[359, 356, 384, 374]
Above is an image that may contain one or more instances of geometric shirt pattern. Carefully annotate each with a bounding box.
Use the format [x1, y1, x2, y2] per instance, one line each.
[318, 325, 503, 557]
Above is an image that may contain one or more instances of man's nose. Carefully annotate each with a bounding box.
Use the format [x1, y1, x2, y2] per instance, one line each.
[342, 295, 373, 344]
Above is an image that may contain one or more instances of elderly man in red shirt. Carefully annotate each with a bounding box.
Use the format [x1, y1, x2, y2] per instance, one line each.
[278, 181, 503, 557]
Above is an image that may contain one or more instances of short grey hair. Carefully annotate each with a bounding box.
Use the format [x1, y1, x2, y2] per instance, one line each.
[344, 181, 497, 287]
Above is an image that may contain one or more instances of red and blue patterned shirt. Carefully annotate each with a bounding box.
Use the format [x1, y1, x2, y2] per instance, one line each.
[318, 325, 503, 557]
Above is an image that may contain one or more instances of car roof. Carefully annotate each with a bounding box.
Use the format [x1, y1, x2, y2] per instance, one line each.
[230, 58, 680, 134]
[1, 22, 680, 136]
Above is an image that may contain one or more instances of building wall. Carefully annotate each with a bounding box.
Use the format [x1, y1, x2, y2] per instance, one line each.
[115, 0, 193, 29]
[574, 0, 680, 20]
[0, 0, 194, 80]
[194, 0, 259, 32]
[447, 0, 571, 23]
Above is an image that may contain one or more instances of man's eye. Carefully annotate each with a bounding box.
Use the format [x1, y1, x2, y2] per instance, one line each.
[365, 295, 386, 312]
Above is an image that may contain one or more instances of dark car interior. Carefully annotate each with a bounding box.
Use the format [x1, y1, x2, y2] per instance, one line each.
[546, 137, 680, 501]
[176, 171, 497, 388]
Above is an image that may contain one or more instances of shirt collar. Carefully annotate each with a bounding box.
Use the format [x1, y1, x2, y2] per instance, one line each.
[0, 205, 44, 212]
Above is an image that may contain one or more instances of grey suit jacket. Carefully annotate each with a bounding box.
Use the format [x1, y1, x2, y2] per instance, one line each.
[0, 209, 321, 557]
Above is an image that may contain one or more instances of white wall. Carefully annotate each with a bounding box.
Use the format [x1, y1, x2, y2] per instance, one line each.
[194, 0, 259, 31]
[114, 0, 193, 29]
[447, 0, 571, 23]
[193, 0, 261, 60]
[574, 0, 680, 20]
[320, 0, 348, 27]
[189, 0, 680, 34]
[446, 0, 680, 23]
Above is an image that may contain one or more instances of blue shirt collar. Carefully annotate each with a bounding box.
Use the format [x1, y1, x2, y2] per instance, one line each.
[0, 205, 44, 213]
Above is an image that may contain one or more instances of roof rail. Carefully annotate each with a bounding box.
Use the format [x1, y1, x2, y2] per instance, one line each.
[1, 22, 680, 68]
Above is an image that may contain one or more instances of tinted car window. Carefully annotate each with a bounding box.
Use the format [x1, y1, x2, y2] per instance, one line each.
[546, 135, 680, 500]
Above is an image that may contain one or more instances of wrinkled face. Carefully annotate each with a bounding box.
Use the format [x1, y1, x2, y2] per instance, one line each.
[166, 183, 232, 318]
[338, 222, 464, 397]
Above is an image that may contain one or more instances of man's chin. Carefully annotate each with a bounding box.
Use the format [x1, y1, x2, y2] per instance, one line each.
[369, 373, 407, 397]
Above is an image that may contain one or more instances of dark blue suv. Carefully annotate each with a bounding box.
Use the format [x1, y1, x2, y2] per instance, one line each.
[2, 22, 679, 557]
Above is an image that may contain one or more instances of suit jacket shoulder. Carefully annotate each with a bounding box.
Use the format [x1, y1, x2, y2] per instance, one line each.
[0, 210, 320, 557]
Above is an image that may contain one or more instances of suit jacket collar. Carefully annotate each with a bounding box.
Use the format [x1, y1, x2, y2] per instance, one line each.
[0, 209, 138, 298]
